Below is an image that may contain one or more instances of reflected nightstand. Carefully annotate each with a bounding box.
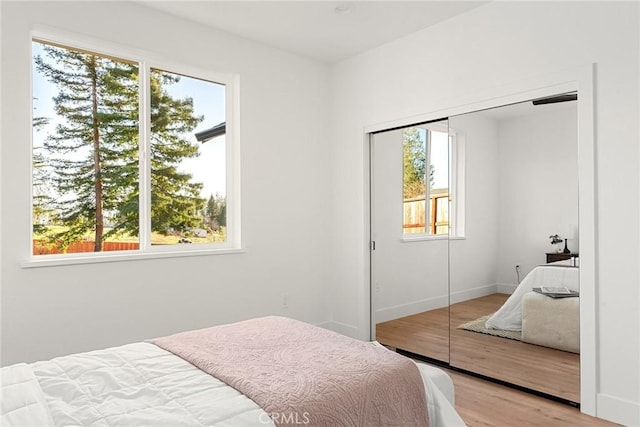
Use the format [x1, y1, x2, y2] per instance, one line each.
[546, 252, 579, 264]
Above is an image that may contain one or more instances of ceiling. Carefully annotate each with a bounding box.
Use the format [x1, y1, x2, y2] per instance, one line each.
[138, 1, 488, 64]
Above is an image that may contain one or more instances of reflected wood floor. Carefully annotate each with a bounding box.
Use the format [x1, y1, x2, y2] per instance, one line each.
[376, 306, 450, 362]
[377, 293, 580, 403]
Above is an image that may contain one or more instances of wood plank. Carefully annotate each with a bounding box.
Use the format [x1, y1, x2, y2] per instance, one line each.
[450, 294, 579, 402]
[443, 367, 618, 426]
[376, 307, 450, 362]
[376, 293, 580, 403]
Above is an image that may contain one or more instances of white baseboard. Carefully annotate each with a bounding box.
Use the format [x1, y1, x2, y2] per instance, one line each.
[449, 284, 497, 304]
[376, 284, 500, 321]
[317, 320, 361, 339]
[375, 295, 448, 323]
[596, 393, 640, 426]
[496, 282, 518, 294]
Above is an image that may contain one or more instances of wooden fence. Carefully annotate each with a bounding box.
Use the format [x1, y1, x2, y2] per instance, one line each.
[33, 240, 139, 255]
[403, 198, 427, 233]
[403, 191, 449, 234]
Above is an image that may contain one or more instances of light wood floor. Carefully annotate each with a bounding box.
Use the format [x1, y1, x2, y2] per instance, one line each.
[444, 366, 618, 426]
[376, 305, 450, 362]
[376, 293, 580, 402]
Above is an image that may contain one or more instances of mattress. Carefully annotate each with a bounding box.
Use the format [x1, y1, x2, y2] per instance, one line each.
[486, 265, 579, 331]
[521, 292, 580, 353]
[1, 342, 466, 427]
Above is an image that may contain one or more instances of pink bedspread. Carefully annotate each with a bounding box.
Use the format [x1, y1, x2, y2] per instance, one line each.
[153, 316, 428, 427]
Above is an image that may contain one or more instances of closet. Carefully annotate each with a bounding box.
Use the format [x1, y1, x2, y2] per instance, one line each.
[370, 95, 581, 404]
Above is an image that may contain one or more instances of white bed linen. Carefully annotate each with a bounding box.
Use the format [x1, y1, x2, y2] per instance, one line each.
[416, 363, 466, 427]
[485, 265, 579, 331]
[2, 342, 466, 427]
[1, 363, 54, 427]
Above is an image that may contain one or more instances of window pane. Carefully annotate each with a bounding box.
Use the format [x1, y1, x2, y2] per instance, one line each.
[434, 194, 449, 235]
[32, 40, 139, 255]
[149, 69, 226, 246]
[403, 127, 427, 234]
[402, 127, 449, 236]
[429, 131, 449, 235]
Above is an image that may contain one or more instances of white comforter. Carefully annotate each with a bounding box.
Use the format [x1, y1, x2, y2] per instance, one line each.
[486, 265, 579, 331]
[1, 342, 466, 427]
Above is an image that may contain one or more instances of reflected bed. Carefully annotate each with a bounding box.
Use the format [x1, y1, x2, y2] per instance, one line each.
[485, 263, 580, 353]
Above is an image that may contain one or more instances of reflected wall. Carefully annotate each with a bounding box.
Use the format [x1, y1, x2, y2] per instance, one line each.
[371, 120, 450, 363]
[448, 99, 580, 402]
[369, 98, 580, 402]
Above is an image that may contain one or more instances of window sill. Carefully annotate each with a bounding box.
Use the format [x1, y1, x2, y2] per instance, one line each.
[401, 234, 466, 243]
[22, 247, 246, 269]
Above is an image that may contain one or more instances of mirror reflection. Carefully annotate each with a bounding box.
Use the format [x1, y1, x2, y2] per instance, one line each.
[371, 120, 450, 363]
[371, 94, 580, 403]
[449, 96, 580, 403]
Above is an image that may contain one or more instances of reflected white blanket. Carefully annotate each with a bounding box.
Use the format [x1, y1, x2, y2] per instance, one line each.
[486, 266, 579, 331]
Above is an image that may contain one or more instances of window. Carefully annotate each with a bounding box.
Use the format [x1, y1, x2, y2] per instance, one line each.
[402, 123, 464, 237]
[31, 38, 238, 259]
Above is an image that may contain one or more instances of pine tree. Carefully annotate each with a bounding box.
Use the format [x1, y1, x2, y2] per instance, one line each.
[403, 128, 426, 199]
[148, 69, 204, 236]
[34, 43, 204, 251]
[205, 193, 226, 231]
[32, 113, 53, 235]
[35, 44, 137, 251]
[402, 127, 435, 199]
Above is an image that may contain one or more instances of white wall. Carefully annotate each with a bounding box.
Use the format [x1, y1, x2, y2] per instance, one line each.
[1, 1, 638, 424]
[1, 1, 332, 365]
[450, 106, 578, 296]
[329, 1, 639, 425]
[371, 129, 449, 322]
[448, 114, 499, 303]
[496, 106, 579, 285]
[372, 115, 501, 319]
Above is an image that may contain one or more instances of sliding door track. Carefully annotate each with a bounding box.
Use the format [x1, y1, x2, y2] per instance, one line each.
[395, 348, 580, 409]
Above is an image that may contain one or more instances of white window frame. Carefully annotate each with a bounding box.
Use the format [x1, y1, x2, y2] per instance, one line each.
[448, 128, 465, 238]
[25, 28, 242, 268]
[424, 128, 434, 221]
[402, 122, 465, 242]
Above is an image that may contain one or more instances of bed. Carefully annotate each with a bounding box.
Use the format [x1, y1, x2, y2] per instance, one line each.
[485, 263, 580, 353]
[1, 316, 466, 426]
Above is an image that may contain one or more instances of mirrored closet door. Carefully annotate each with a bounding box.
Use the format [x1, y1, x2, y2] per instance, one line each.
[448, 98, 580, 403]
[371, 119, 450, 363]
[370, 94, 581, 404]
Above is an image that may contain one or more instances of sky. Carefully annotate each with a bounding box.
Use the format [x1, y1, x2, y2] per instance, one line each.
[162, 72, 227, 198]
[416, 127, 449, 189]
[32, 42, 228, 203]
[430, 130, 449, 189]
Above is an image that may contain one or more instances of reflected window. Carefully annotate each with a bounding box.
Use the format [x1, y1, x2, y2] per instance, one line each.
[402, 125, 462, 236]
